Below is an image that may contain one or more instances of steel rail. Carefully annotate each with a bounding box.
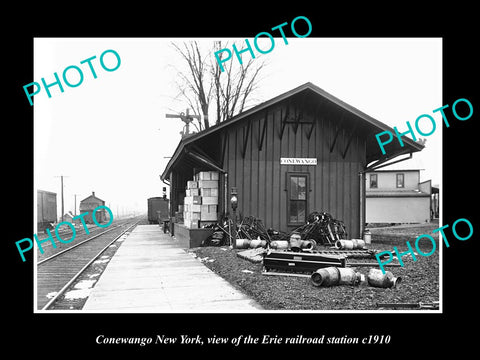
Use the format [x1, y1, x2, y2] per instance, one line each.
[37, 223, 127, 265]
[40, 221, 139, 310]
[35, 218, 132, 249]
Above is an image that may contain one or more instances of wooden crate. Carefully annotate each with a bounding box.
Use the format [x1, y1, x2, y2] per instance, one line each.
[187, 180, 198, 189]
[201, 196, 218, 205]
[184, 196, 202, 205]
[201, 188, 219, 197]
[198, 180, 218, 189]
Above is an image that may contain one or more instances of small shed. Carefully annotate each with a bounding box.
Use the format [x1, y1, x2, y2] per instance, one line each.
[161, 82, 424, 246]
[60, 212, 75, 223]
[79, 191, 106, 224]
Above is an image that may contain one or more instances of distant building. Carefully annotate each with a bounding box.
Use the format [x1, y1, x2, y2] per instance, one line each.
[79, 191, 106, 224]
[60, 212, 75, 223]
[366, 169, 431, 224]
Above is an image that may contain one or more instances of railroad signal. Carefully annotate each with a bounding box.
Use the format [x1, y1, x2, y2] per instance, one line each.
[165, 109, 201, 137]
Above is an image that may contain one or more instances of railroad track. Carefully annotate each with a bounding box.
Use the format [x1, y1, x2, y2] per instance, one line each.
[36, 219, 140, 310]
[36, 217, 135, 260]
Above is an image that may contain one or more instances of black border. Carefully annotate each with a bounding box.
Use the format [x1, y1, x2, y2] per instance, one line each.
[7, 6, 478, 355]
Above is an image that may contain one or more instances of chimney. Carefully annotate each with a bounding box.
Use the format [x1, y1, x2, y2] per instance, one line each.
[92, 191, 95, 197]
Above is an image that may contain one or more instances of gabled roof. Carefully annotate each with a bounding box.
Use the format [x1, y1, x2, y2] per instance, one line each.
[366, 169, 423, 173]
[80, 193, 104, 203]
[161, 82, 424, 180]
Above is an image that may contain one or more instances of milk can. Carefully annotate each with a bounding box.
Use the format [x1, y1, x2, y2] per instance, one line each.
[270, 240, 289, 250]
[364, 230, 372, 245]
[249, 239, 267, 248]
[289, 232, 302, 248]
[367, 268, 401, 288]
[311, 267, 340, 287]
[301, 239, 317, 250]
[335, 239, 365, 250]
[337, 268, 365, 285]
[311, 267, 363, 287]
[235, 239, 251, 248]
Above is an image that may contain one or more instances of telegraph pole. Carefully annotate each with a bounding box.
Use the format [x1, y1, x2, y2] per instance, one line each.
[54, 175, 69, 223]
[74, 194, 78, 216]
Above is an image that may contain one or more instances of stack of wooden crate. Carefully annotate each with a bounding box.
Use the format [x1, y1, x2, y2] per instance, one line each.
[175, 205, 184, 223]
[183, 171, 219, 229]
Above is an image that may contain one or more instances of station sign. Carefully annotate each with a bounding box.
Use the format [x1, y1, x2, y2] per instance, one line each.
[280, 158, 317, 165]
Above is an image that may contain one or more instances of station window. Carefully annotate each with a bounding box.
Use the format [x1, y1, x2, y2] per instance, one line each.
[396, 173, 405, 188]
[287, 173, 309, 225]
[370, 174, 378, 188]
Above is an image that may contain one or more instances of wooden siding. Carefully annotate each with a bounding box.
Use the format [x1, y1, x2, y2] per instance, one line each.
[163, 85, 424, 239]
[222, 98, 366, 238]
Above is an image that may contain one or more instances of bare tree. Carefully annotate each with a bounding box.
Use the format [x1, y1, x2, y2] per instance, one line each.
[171, 40, 265, 131]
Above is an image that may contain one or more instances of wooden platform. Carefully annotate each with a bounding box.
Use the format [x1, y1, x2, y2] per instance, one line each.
[82, 225, 261, 312]
[173, 223, 214, 248]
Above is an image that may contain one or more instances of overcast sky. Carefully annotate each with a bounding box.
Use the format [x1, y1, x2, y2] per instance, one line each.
[34, 37, 442, 217]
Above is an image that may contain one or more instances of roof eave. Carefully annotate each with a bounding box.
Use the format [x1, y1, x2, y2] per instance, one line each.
[160, 82, 425, 178]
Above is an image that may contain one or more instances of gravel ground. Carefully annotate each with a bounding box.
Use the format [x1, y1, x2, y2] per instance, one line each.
[190, 222, 440, 311]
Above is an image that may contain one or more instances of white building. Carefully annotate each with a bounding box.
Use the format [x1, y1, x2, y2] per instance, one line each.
[366, 169, 431, 224]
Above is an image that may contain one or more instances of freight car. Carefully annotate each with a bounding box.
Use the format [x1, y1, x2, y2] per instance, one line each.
[37, 190, 57, 233]
[147, 197, 169, 225]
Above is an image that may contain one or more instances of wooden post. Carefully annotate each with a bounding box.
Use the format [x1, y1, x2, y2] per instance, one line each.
[359, 171, 366, 239]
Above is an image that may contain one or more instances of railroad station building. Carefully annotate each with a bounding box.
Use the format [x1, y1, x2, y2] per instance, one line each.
[161, 82, 424, 246]
[79, 191, 106, 224]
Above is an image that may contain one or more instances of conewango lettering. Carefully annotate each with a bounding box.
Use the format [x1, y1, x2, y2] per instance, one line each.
[375, 98, 473, 155]
[96, 335, 153, 347]
[15, 205, 114, 262]
[375, 217, 473, 273]
[214, 16, 312, 72]
[23, 49, 121, 106]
